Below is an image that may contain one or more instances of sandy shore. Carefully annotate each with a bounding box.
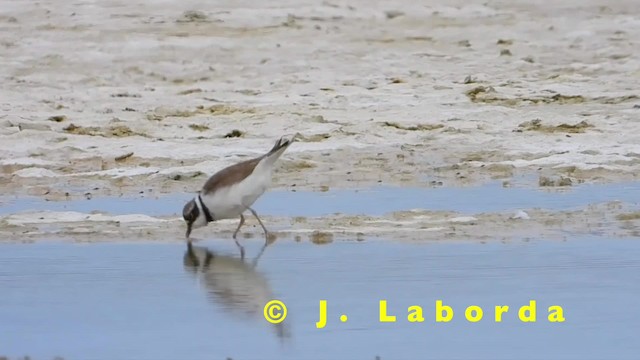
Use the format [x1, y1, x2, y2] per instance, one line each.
[1, 0, 639, 242]
[1, 199, 639, 244]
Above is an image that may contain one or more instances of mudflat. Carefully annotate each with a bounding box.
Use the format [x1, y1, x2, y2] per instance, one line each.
[1, 0, 639, 242]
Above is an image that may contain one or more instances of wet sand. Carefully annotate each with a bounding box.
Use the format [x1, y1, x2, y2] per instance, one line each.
[1, 181, 639, 243]
[1, 0, 640, 201]
[1, 1, 640, 242]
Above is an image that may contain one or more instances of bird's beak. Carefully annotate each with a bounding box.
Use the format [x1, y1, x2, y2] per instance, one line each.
[185, 222, 193, 239]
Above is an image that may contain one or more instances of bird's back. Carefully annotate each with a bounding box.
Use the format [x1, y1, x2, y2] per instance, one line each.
[198, 136, 293, 219]
[201, 157, 262, 195]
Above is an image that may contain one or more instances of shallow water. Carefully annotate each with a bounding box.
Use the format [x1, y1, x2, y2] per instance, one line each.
[1, 237, 639, 360]
[2, 180, 639, 217]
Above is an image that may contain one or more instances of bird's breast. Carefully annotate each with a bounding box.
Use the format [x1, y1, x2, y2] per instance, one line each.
[200, 168, 272, 219]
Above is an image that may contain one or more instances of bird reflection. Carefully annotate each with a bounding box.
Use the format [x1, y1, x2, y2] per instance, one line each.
[183, 242, 290, 340]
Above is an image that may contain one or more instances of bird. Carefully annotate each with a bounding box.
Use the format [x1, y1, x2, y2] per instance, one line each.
[182, 135, 294, 258]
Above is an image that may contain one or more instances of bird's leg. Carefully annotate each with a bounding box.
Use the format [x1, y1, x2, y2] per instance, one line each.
[233, 214, 245, 239]
[233, 214, 246, 260]
[248, 207, 270, 244]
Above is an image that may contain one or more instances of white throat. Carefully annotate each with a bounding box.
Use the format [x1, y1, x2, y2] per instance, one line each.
[195, 194, 205, 212]
[193, 195, 208, 226]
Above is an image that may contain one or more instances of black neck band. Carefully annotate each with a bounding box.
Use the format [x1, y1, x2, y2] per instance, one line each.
[198, 194, 214, 223]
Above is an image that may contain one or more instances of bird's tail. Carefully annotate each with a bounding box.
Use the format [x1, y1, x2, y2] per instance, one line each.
[265, 136, 295, 161]
[262, 135, 295, 166]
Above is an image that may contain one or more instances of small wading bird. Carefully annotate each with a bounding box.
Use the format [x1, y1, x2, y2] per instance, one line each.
[182, 135, 295, 258]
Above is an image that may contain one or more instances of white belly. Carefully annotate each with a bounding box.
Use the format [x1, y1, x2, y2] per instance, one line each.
[200, 164, 272, 220]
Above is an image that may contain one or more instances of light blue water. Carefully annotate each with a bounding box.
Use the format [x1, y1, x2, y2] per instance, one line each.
[1, 181, 639, 217]
[1, 238, 639, 360]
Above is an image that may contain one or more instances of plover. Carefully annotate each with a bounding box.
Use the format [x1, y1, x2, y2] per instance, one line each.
[182, 135, 294, 257]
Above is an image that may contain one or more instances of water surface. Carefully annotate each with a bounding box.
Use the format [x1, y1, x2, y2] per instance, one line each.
[1, 181, 639, 217]
[1, 237, 639, 360]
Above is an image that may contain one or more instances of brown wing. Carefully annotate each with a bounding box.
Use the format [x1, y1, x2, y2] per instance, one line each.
[200, 136, 292, 195]
[201, 157, 262, 195]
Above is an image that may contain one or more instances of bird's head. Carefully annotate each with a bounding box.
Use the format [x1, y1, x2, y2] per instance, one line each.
[182, 198, 207, 238]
